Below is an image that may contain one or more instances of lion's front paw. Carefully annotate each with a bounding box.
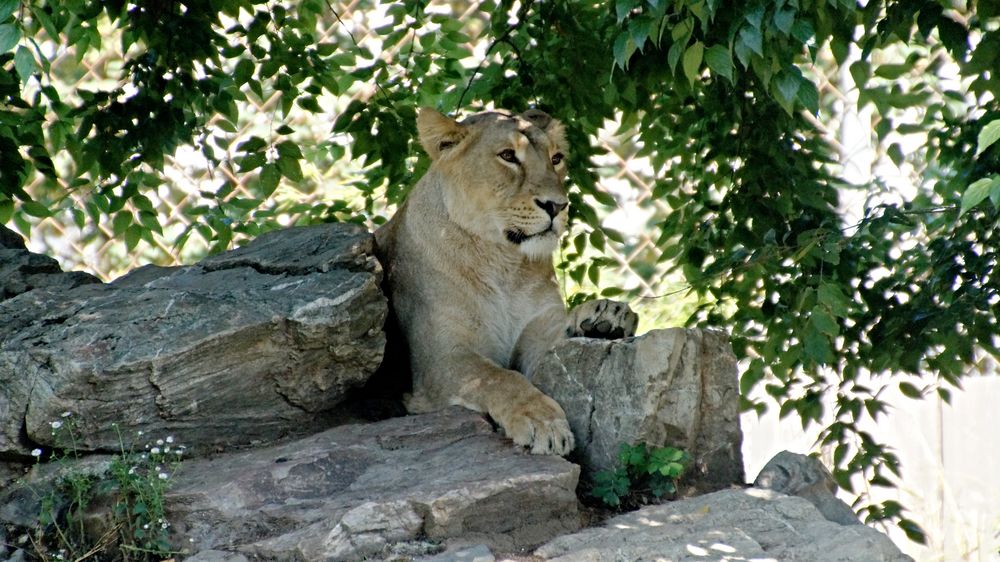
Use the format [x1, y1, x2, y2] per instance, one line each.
[496, 393, 574, 455]
[568, 298, 638, 339]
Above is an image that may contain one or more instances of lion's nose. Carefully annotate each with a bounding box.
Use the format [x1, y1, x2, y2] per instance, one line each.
[535, 199, 568, 218]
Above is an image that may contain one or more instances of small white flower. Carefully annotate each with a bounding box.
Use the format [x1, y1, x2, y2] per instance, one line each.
[61, 411, 72, 418]
[137, 430, 144, 436]
[161, 522, 169, 529]
[50, 420, 62, 429]
[165, 436, 174, 444]
[128, 467, 136, 475]
[156, 438, 164, 446]
[143, 523, 149, 530]
[158, 472, 169, 480]
[30, 448, 42, 457]
[150, 447, 160, 454]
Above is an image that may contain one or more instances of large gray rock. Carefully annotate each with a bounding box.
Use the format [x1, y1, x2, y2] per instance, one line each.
[0, 223, 386, 457]
[532, 488, 913, 562]
[530, 328, 743, 493]
[0, 225, 100, 300]
[167, 408, 580, 561]
[754, 450, 861, 526]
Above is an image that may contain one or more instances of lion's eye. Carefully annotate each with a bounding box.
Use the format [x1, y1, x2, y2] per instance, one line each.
[551, 153, 564, 166]
[498, 149, 519, 164]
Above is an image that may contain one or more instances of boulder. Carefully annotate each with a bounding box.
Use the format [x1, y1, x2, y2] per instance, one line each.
[166, 408, 580, 561]
[531, 488, 913, 562]
[754, 450, 861, 526]
[0, 223, 386, 457]
[0, 225, 100, 301]
[530, 328, 743, 493]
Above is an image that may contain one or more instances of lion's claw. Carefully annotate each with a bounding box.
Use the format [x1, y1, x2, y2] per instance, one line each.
[497, 394, 574, 456]
[568, 299, 638, 340]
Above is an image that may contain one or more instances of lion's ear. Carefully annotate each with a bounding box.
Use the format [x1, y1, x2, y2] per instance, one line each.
[417, 107, 466, 160]
[521, 109, 567, 149]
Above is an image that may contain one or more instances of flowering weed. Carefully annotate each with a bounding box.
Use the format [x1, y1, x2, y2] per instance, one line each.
[18, 414, 184, 561]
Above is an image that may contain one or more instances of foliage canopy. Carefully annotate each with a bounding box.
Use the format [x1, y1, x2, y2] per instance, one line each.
[3, 0, 999, 545]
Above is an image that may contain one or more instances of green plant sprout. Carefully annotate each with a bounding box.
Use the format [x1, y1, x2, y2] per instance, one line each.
[590, 442, 691, 509]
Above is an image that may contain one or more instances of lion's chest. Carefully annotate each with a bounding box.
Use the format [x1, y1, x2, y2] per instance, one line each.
[474, 288, 542, 369]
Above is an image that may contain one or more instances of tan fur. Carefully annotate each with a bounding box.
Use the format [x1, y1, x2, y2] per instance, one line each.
[375, 108, 637, 455]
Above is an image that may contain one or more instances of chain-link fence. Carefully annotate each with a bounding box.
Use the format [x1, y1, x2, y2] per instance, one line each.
[17, 1, 688, 320]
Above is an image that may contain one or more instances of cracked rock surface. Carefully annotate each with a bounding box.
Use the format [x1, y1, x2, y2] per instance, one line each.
[531, 488, 913, 562]
[530, 328, 744, 494]
[0, 223, 386, 457]
[166, 408, 580, 561]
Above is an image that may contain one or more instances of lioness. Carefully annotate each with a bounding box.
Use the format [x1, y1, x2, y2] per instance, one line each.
[375, 108, 637, 455]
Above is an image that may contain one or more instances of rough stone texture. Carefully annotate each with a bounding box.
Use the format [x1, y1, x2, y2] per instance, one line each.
[530, 328, 743, 493]
[166, 408, 580, 562]
[0, 223, 386, 457]
[754, 450, 861, 526]
[532, 488, 913, 562]
[0, 225, 26, 249]
[418, 544, 496, 562]
[0, 226, 100, 301]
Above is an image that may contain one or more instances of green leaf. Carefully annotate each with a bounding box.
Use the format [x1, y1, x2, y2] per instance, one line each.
[797, 77, 819, 114]
[959, 176, 1000, 215]
[887, 143, 904, 167]
[277, 154, 303, 182]
[259, 163, 280, 196]
[22, 201, 51, 218]
[898, 519, 927, 545]
[112, 212, 132, 236]
[975, 119, 1000, 156]
[773, 8, 796, 35]
[682, 41, 704, 85]
[237, 152, 266, 172]
[14, 45, 34, 83]
[849, 60, 871, 90]
[233, 58, 254, 85]
[0, 0, 18, 21]
[810, 306, 839, 337]
[0, 23, 18, 52]
[237, 136, 267, 153]
[803, 323, 835, 365]
[818, 283, 852, 317]
[898, 382, 922, 399]
[704, 44, 733, 83]
[613, 32, 636, 70]
[874, 63, 911, 80]
[735, 25, 762, 67]
[124, 224, 142, 251]
[774, 69, 801, 106]
[0, 198, 13, 223]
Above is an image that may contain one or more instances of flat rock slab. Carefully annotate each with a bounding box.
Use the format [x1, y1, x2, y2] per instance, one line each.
[0, 223, 386, 457]
[533, 488, 913, 562]
[168, 408, 581, 562]
[531, 328, 743, 493]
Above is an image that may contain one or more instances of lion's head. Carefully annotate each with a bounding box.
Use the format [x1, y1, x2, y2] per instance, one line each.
[416, 107, 569, 259]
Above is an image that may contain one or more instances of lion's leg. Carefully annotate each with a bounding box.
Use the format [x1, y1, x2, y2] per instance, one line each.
[427, 351, 574, 455]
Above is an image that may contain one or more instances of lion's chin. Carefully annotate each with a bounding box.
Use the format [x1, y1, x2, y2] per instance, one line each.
[516, 232, 559, 260]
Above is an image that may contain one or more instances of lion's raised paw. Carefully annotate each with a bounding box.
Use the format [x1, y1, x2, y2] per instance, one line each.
[567, 298, 638, 340]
